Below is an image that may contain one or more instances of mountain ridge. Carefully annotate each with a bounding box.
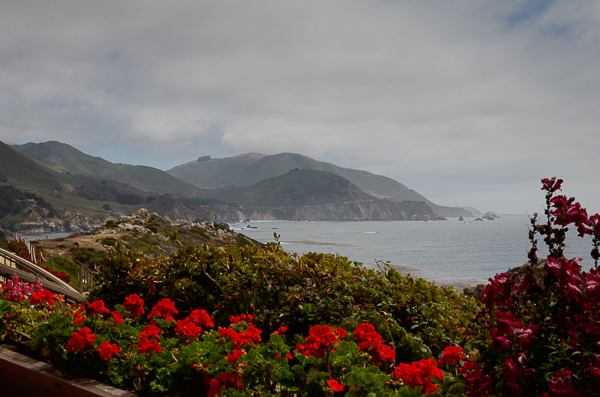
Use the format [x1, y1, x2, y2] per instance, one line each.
[13, 141, 204, 199]
[167, 152, 472, 217]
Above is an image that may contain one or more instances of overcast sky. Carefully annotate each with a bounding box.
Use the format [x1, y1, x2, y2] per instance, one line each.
[1, 1, 599, 214]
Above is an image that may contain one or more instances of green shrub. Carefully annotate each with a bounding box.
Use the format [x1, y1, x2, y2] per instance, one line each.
[88, 239, 481, 363]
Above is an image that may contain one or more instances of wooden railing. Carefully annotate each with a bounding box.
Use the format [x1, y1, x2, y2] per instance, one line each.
[0, 247, 86, 302]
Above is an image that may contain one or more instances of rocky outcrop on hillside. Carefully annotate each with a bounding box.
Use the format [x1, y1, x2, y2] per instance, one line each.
[3, 210, 111, 239]
[40, 208, 263, 264]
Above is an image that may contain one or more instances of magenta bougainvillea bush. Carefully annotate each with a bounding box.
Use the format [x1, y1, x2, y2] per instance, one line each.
[475, 177, 600, 396]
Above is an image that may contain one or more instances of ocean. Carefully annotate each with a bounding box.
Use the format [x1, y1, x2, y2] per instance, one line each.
[233, 214, 596, 288]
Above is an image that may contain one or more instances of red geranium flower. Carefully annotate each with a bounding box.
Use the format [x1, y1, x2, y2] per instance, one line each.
[97, 341, 120, 361]
[147, 298, 178, 322]
[227, 349, 245, 364]
[137, 337, 162, 354]
[140, 324, 161, 340]
[393, 358, 442, 395]
[111, 310, 124, 325]
[66, 327, 95, 353]
[327, 379, 345, 392]
[438, 346, 465, 367]
[190, 309, 214, 328]
[123, 294, 145, 318]
[30, 290, 54, 306]
[86, 300, 110, 314]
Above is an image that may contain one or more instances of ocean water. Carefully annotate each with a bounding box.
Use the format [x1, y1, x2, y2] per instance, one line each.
[234, 215, 595, 288]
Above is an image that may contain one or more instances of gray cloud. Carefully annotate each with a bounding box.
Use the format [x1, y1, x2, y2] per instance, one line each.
[1, 0, 599, 213]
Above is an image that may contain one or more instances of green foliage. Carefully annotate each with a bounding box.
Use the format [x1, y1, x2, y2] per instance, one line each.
[88, 241, 481, 362]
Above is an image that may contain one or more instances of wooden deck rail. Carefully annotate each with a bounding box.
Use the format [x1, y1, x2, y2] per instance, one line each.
[0, 247, 86, 302]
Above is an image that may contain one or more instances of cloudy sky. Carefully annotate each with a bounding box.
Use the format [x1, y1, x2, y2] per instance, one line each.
[1, 1, 599, 214]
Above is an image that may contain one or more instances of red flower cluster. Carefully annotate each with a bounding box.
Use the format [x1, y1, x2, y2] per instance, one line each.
[274, 325, 288, 335]
[353, 323, 395, 363]
[230, 313, 252, 324]
[175, 318, 203, 341]
[8, 240, 32, 262]
[147, 298, 178, 322]
[41, 265, 72, 283]
[208, 372, 242, 397]
[137, 337, 162, 355]
[110, 310, 124, 325]
[123, 294, 145, 318]
[29, 290, 54, 306]
[438, 346, 465, 367]
[191, 309, 214, 328]
[140, 324, 160, 341]
[218, 325, 262, 349]
[393, 358, 443, 395]
[66, 327, 95, 353]
[227, 348, 245, 364]
[86, 300, 110, 315]
[97, 341, 120, 361]
[296, 325, 339, 359]
[173, 309, 213, 343]
[137, 324, 162, 354]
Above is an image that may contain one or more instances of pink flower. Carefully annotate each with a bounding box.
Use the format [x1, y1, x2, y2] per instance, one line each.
[541, 177, 563, 192]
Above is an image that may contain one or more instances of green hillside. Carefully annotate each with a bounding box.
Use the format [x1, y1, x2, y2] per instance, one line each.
[14, 141, 204, 199]
[199, 169, 373, 207]
[0, 141, 65, 192]
[14, 141, 114, 175]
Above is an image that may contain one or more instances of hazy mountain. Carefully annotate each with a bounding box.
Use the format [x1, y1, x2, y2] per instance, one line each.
[168, 152, 472, 217]
[195, 169, 440, 221]
[14, 141, 204, 199]
[198, 169, 375, 207]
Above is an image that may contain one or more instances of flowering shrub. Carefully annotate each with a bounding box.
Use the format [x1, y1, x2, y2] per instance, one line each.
[474, 177, 600, 396]
[2, 285, 483, 396]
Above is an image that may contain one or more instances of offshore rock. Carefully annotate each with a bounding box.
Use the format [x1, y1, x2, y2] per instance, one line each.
[463, 284, 486, 299]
